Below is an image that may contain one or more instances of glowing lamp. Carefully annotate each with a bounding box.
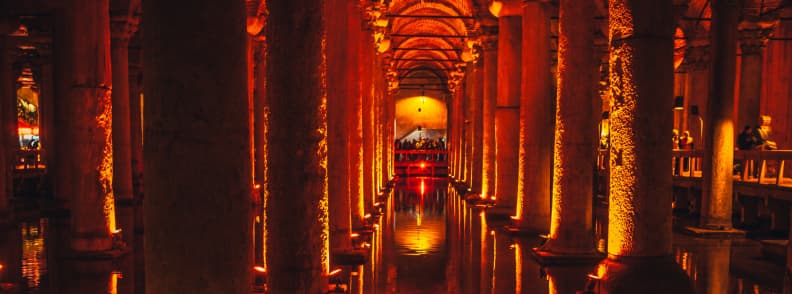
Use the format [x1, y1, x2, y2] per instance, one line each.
[420, 162, 426, 169]
[673, 96, 684, 110]
[253, 266, 266, 273]
[587, 274, 602, 280]
[350, 233, 360, 238]
[377, 38, 391, 53]
[328, 268, 343, 276]
[488, 1, 503, 17]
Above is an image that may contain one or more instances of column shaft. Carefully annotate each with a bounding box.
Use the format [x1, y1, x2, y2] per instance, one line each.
[68, 0, 116, 252]
[701, 0, 738, 230]
[481, 30, 498, 198]
[142, 0, 252, 292]
[0, 38, 9, 215]
[110, 24, 134, 202]
[264, 1, 330, 292]
[327, 0, 352, 251]
[737, 44, 763, 132]
[471, 61, 484, 192]
[545, 0, 597, 253]
[515, 2, 552, 231]
[52, 10, 73, 207]
[495, 16, 521, 208]
[128, 45, 143, 199]
[252, 39, 268, 268]
[347, 1, 364, 227]
[607, 0, 675, 257]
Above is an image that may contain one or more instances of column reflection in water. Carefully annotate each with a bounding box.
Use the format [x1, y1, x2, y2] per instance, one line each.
[674, 238, 732, 294]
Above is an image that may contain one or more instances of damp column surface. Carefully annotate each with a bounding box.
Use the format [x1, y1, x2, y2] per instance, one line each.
[142, 0, 252, 292]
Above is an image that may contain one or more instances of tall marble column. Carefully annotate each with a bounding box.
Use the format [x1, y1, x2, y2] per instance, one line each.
[480, 27, 498, 199]
[327, 0, 353, 252]
[494, 16, 521, 209]
[606, 0, 675, 257]
[264, 1, 329, 292]
[68, 0, 117, 253]
[514, 1, 552, 232]
[361, 30, 376, 209]
[471, 60, 484, 193]
[110, 17, 138, 203]
[699, 0, 739, 232]
[348, 3, 365, 227]
[128, 43, 143, 200]
[737, 21, 773, 132]
[538, 0, 599, 256]
[142, 0, 252, 292]
[251, 37, 268, 268]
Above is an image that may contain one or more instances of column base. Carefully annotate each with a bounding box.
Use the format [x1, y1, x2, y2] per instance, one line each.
[682, 226, 746, 238]
[530, 247, 605, 266]
[331, 249, 368, 266]
[503, 224, 547, 237]
[70, 234, 128, 259]
[485, 206, 514, 222]
[595, 256, 694, 294]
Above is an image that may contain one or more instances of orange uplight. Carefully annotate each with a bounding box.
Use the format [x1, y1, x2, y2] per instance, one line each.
[253, 266, 266, 273]
[420, 180, 425, 195]
[350, 233, 360, 238]
[112, 229, 122, 234]
[18, 127, 39, 136]
[328, 268, 342, 276]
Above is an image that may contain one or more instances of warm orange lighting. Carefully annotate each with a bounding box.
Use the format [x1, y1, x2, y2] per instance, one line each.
[254, 183, 261, 190]
[112, 229, 122, 234]
[514, 243, 522, 292]
[364, 213, 372, 219]
[328, 268, 342, 276]
[253, 266, 266, 273]
[587, 273, 602, 280]
[420, 162, 426, 169]
[420, 180, 425, 195]
[350, 233, 360, 238]
[17, 127, 39, 136]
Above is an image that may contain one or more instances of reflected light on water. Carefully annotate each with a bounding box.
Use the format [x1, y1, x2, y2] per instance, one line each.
[21, 220, 46, 289]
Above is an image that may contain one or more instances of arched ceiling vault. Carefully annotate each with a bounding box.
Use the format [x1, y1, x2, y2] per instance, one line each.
[384, 0, 478, 93]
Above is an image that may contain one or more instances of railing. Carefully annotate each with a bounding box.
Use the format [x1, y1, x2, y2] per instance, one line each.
[597, 149, 792, 189]
[16, 150, 45, 171]
[394, 150, 448, 177]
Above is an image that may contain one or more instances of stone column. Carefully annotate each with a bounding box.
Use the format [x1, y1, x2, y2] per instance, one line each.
[681, 43, 710, 148]
[513, 1, 552, 232]
[347, 1, 364, 229]
[110, 17, 138, 203]
[480, 27, 498, 199]
[264, 1, 329, 292]
[361, 31, 375, 209]
[51, 10, 74, 208]
[0, 38, 9, 218]
[494, 16, 521, 209]
[606, 0, 675, 257]
[128, 44, 143, 200]
[142, 0, 251, 292]
[252, 38, 268, 268]
[327, 0, 353, 252]
[541, 0, 599, 256]
[737, 21, 773, 132]
[699, 0, 739, 232]
[471, 60, 484, 193]
[68, 0, 117, 253]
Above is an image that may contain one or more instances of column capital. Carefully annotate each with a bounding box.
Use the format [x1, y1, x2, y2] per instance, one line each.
[738, 21, 776, 55]
[680, 42, 710, 72]
[110, 16, 139, 44]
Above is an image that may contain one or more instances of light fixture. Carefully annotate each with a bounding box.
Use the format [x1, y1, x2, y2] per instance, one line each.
[673, 96, 684, 110]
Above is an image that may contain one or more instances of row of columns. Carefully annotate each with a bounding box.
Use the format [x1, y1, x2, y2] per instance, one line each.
[449, 0, 734, 282]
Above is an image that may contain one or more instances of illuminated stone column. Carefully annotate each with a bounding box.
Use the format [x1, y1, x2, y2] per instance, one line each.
[327, 0, 353, 251]
[263, 1, 330, 292]
[736, 21, 773, 133]
[142, 0, 252, 292]
[361, 30, 375, 210]
[67, 0, 116, 253]
[480, 26, 498, 199]
[698, 0, 739, 232]
[494, 16, 521, 209]
[681, 43, 709, 147]
[514, 1, 552, 232]
[349, 6, 365, 227]
[471, 60, 484, 193]
[251, 38, 268, 268]
[607, 0, 675, 257]
[540, 0, 599, 256]
[110, 17, 138, 202]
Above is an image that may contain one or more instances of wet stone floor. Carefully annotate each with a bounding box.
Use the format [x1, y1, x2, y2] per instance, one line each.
[0, 178, 788, 293]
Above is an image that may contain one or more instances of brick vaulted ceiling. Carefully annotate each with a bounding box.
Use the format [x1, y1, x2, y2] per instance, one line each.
[383, 0, 480, 92]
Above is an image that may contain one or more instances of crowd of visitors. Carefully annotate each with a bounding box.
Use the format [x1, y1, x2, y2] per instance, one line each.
[395, 138, 445, 150]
